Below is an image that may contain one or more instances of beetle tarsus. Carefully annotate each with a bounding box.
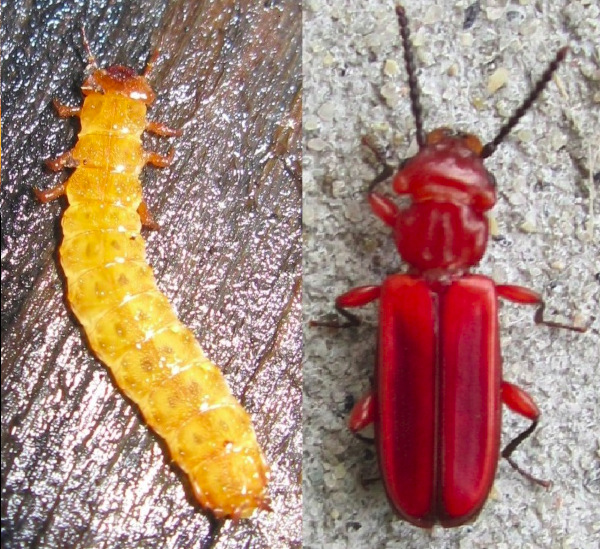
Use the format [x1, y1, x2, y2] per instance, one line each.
[534, 302, 588, 333]
[501, 420, 552, 488]
[309, 305, 362, 329]
[368, 165, 395, 194]
[504, 455, 552, 489]
[361, 136, 395, 192]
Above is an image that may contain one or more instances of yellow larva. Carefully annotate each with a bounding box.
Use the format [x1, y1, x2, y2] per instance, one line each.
[35, 37, 269, 519]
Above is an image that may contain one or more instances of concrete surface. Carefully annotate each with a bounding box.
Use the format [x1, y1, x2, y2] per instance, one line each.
[303, 0, 599, 547]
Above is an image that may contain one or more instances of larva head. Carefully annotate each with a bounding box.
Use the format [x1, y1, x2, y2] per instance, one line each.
[82, 65, 156, 104]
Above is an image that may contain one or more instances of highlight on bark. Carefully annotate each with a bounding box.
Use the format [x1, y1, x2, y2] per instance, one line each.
[35, 30, 270, 519]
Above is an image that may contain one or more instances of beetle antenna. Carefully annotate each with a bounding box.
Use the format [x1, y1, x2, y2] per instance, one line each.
[481, 47, 568, 159]
[396, 5, 425, 149]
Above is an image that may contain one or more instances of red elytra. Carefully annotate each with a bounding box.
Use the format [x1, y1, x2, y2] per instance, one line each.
[316, 5, 586, 528]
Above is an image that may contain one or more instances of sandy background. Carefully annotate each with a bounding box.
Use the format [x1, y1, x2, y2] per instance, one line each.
[303, 0, 599, 547]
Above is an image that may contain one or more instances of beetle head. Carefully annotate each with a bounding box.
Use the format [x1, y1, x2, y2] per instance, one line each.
[393, 128, 497, 212]
[386, 128, 496, 274]
[378, 6, 568, 276]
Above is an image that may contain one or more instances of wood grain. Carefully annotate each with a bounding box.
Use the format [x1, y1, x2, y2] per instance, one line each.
[1, 1, 301, 547]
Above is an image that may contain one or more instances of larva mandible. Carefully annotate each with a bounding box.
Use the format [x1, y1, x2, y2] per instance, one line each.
[35, 34, 270, 519]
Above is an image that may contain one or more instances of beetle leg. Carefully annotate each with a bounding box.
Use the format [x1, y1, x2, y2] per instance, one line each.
[349, 391, 375, 432]
[53, 99, 81, 118]
[502, 381, 539, 420]
[34, 183, 66, 203]
[368, 164, 395, 193]
[137, 201, 160, 230]
[368, 193, 400, 227]
[501, 381, 551, 488]
[497, 284, 587, 333]
[337, 285, 381, 308]
[146, 121, 182, 137]
[310, 285, 381, 328]
[361, 136, 395, 193]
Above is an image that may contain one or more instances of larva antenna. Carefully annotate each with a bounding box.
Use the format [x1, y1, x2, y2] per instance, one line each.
[143, 40, 163, 78]
[80, 26, 98, 70]
[396, 5, 425, 149]
[481, 47, 568, 159]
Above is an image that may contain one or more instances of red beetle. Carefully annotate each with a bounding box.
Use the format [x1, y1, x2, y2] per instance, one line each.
[316, 5, 586, 528]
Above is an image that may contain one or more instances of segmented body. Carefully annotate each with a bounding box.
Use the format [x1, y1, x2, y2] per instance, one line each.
[39, 54, 269, 519]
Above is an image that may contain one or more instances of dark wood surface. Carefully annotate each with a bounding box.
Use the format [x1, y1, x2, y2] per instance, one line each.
[1, 1, 302, 547]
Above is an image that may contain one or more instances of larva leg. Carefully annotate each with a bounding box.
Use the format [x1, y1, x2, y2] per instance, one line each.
[34, 183, 66, 203]
[137, 201, 160, 230]
[145, 149, 175, 168]
[146, 121, 182, 137]
[46, 150, 78, 171]
[53, 99, 81, 118]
